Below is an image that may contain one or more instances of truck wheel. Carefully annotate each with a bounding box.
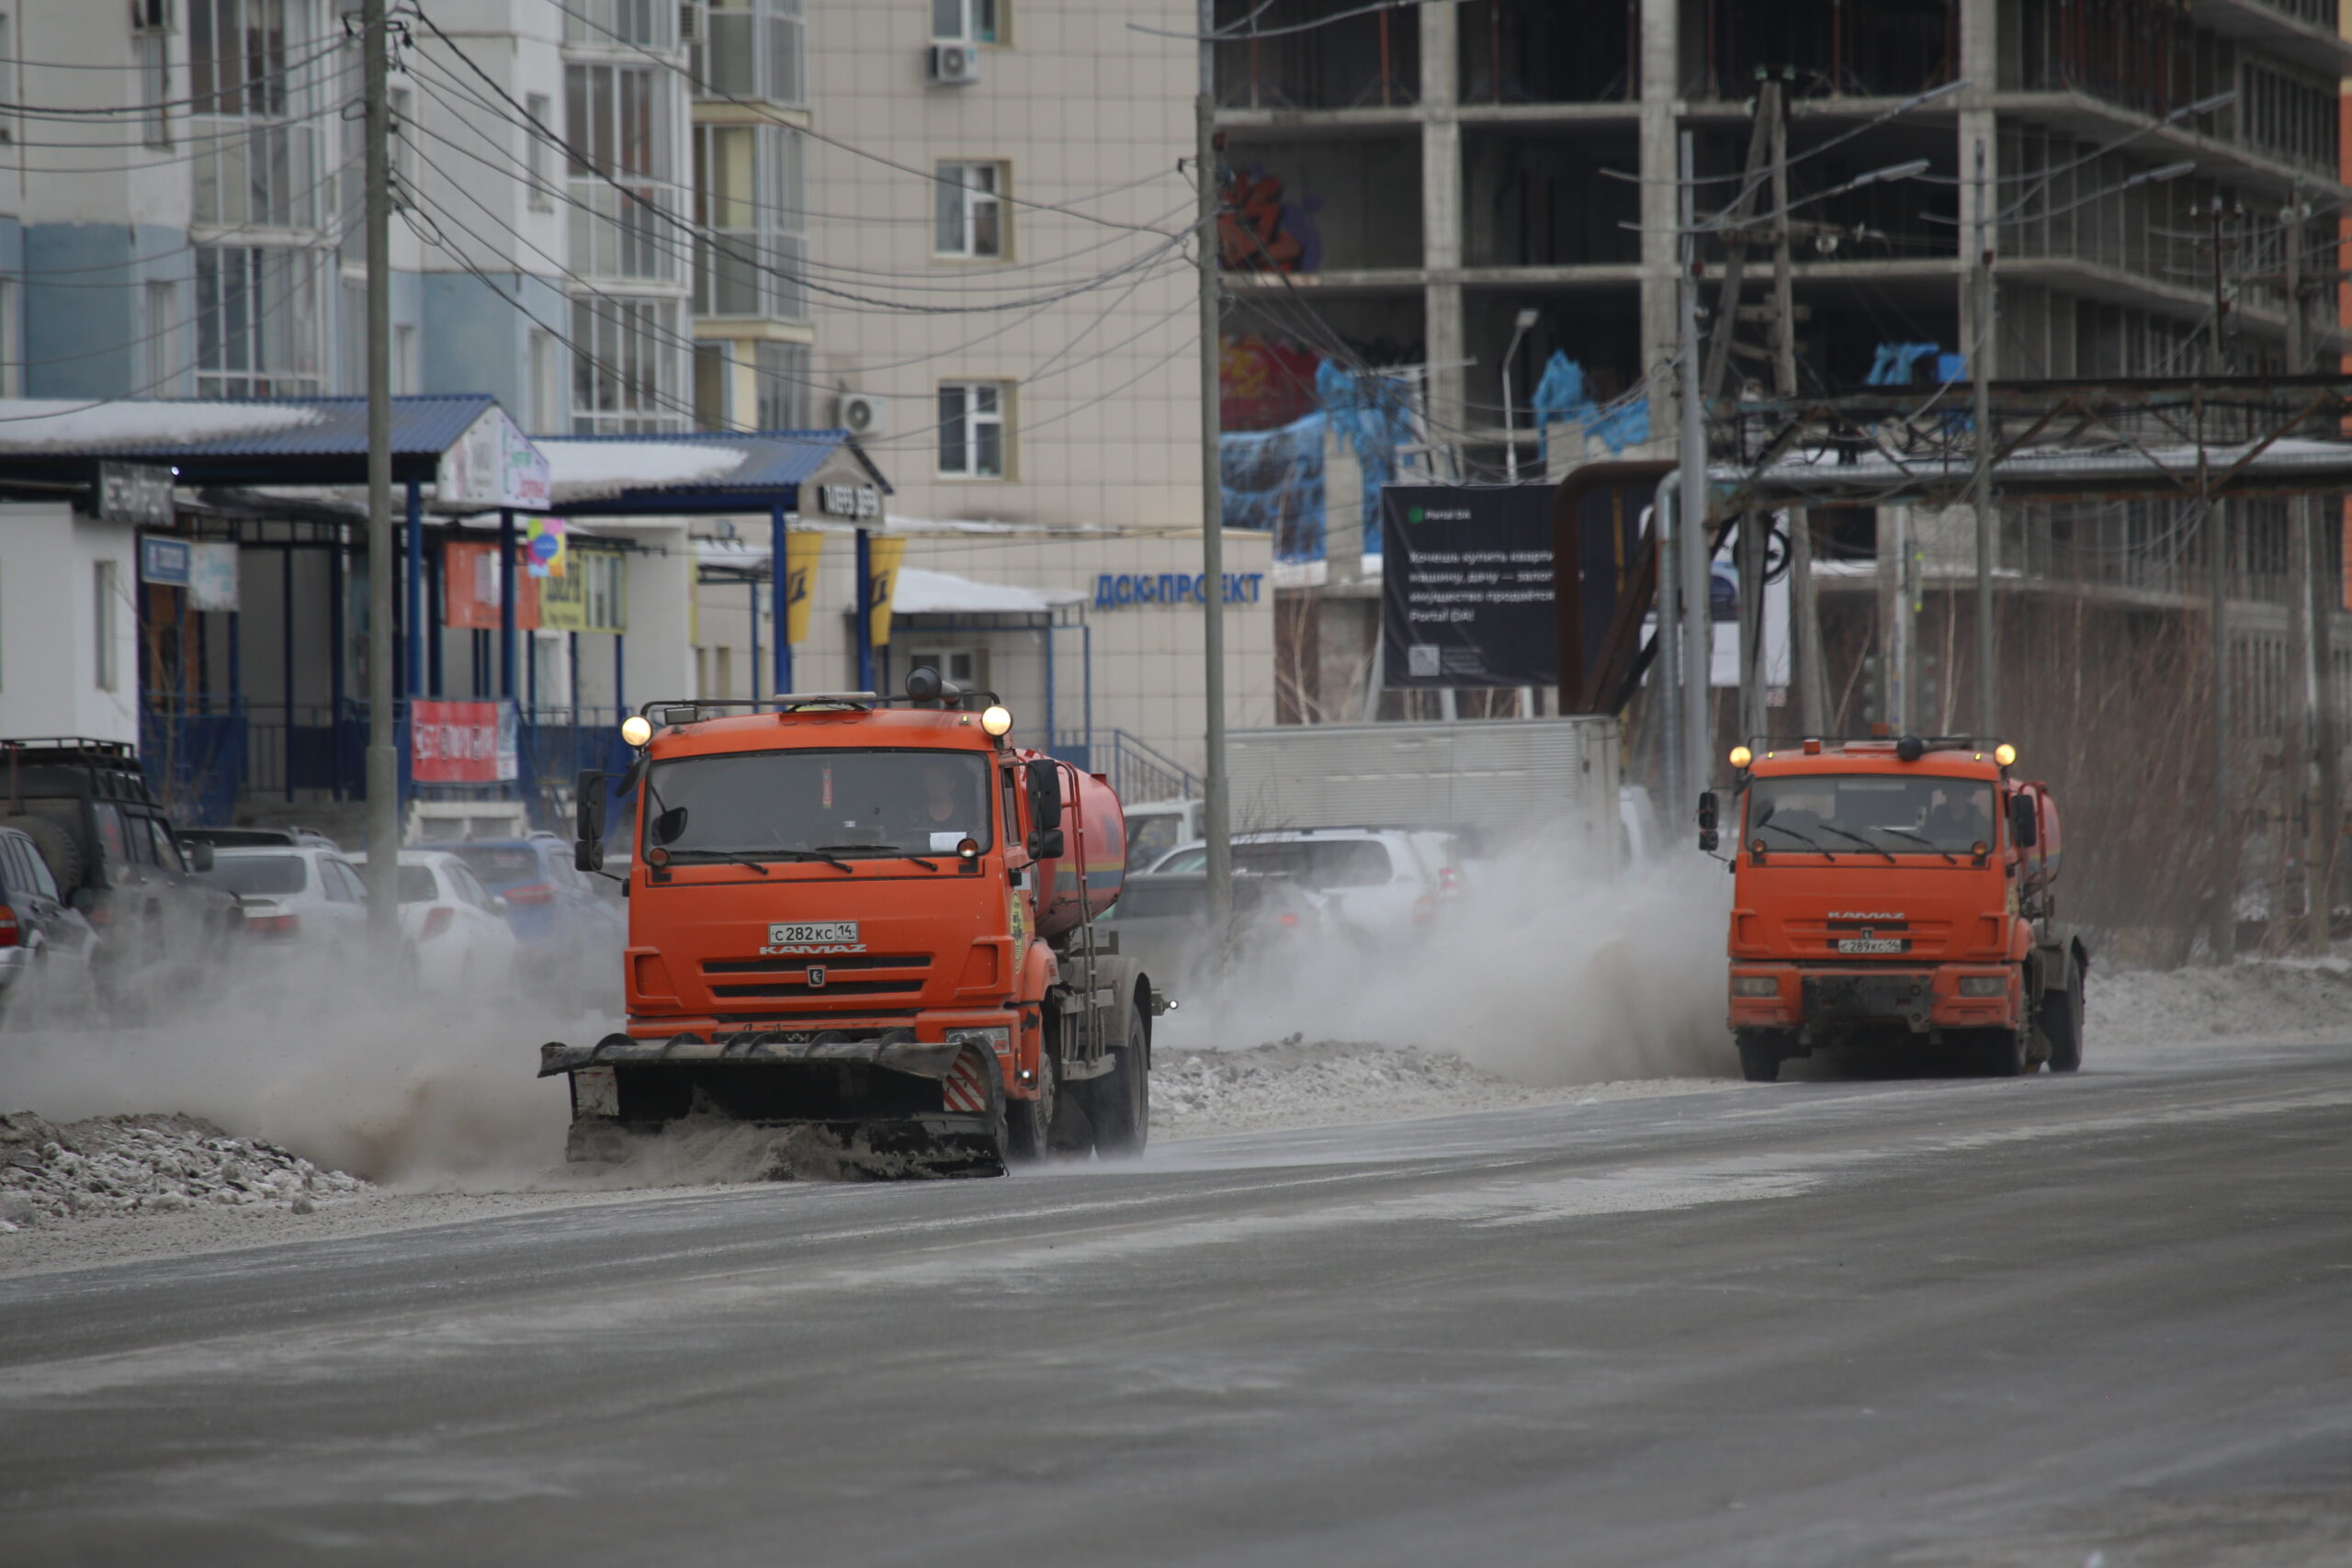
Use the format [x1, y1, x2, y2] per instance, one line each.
[1974, 1029, 2027, 1077]
[1006, 1036, 1057, 1163]
[1083, 1002, 1151, 1156]
[1735, 1031, 1781, 1083]
[2040, 983, 2084, 1073]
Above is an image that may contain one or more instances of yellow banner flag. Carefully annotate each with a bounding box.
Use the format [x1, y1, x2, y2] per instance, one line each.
[784, 529, 823, 646]
[867, 535, 907, 648]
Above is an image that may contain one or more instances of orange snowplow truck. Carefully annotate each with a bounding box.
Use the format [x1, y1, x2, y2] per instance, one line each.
[542, 668, 1162, 1176]
[1702, 734, 2088, 1083]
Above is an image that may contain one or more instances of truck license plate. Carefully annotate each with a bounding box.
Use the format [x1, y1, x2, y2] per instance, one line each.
[1835, 938, 1905, 954]
[768, 920, 859, 949]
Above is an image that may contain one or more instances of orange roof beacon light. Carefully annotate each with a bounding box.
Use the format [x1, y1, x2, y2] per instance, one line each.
[1994, 743, 2018, 767]
[1728, 745, 1754, 770]
[980, 705, 1014, 739]
[619, 714, 653, 749]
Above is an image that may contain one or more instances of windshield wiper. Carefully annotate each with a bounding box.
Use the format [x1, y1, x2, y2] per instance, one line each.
[670, 846, 773, 875]
[775, 849, 855, 874]
[1816, 823, 1897, 863]
[1758, 826, 1836, 860]
[814, 843, 939, 872]
[1875, 826, 1958, 864]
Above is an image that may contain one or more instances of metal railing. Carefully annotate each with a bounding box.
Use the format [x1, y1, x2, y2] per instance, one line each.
[1069, 729, 1198, 806]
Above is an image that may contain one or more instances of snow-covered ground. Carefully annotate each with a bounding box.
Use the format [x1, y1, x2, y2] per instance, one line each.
[1, 953, 2346, 1279]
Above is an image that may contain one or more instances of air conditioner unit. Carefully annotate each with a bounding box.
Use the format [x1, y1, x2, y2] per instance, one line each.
[677, 2, 702, 46]
[927, 44, 981, 85]
[835, 392, 888, 439]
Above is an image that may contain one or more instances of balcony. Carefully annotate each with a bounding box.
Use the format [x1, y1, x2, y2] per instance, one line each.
[694, 230, 808, 322]
[569, 178, 688, 285]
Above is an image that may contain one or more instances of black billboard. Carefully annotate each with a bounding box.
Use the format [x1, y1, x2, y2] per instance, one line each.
[1381, 484, 1557, 688]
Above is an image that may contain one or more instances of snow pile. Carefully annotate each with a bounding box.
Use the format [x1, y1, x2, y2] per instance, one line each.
[0, 397, 320, 450]
[0, 1111, 367, 1229]
[540, 439, 747, 500]
[1152, 1040, 1732, 1141]
[2089, 956, 2352, 1047]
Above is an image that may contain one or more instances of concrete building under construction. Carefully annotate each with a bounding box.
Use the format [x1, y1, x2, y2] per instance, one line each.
[1216, 0, 2352, 948]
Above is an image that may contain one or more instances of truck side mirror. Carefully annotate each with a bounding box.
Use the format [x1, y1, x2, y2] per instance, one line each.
[1029, 828, 1066, 860]
[1025, 758, 1063, 830]
[575, 771, 607, 873]
[2009, 794, 2039, 849]
[1697, 790, 1719, 852]
[187, 841, 214, 873]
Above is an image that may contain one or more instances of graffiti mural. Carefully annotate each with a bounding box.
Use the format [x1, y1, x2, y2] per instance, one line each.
[1220, 333, 1322, 432]
[1218, 164, 1320, 274]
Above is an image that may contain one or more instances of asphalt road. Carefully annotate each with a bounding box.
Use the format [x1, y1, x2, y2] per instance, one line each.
[3, 1039, 2348, 1567]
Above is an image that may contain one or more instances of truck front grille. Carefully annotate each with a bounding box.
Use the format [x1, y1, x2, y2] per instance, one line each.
[700, 953, 932, 1003]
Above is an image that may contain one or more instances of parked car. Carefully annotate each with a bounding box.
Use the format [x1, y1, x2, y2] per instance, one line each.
[349, 850, 519, 994]
[417, 836, 624, 1010]
[1123, 798, 1204, 873]
[0, 824, 97, 1022]
[1099, 871, 1322, 998]
[205, 846, 373, 965]
[0, 737, 241, 1010]
[1148, 828, 1451, 949]
[180, 825, 341, 851]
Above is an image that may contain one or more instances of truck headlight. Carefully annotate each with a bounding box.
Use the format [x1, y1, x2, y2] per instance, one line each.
[945, 1026, 1010, 1054]
[1731, 976, 1779, 998]
[1958, 976, 2006, 997]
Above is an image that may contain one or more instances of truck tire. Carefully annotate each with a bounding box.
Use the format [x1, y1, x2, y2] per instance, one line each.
[2040, 982, 2084, 1073]
[1006, 1034, 1057, 1163]
[1974, 1028, 2027, 1077]
[1735, 1031, 1781, 1083]
[1082, 1002, 1151, 1156]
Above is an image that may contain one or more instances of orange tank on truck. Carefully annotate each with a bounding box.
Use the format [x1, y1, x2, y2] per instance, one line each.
[537, 668, 1167, 1175]
[1698, 735, 2088, 1083]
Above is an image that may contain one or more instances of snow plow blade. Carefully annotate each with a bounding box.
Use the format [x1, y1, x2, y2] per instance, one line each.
[542, 1032, 1005, 1178]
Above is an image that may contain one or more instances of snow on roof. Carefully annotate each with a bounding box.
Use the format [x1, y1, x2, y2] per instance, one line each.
[891, 566, 1085, 615]
[0, 398, 321, 451]
[537, 439, 747, 501]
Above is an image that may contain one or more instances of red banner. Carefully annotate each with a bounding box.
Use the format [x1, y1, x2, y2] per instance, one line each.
[445, 540, 541, 630]
[410, 700, 518, 784]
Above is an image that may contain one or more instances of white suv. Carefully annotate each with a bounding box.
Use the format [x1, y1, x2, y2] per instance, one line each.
[1146, 829, 1450, 949]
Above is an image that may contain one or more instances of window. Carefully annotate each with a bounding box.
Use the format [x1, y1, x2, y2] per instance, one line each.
[0, 279, 18, 398]
[938, 381, 1008, 478]
[571, 295, 685, 433]
[196, 245, 325, 398]
[324, 860, 366, 902]
[693, 341, 732, 429]
[754, 340, 809, 429]
[388, 85, 415, 196]
[94, 562, 119, 692]
[932, 0, 998, 44]
[0, 14, 17, 146]
[142, 280, 178, 395]
[148, 819, 187, 872]
[529, 327, 559, 431]
[189, 0, 325, 231]
[210, 853, 312, 897]
[563, 0, 676, 48]
[694, 123, 808, 320]
[392, 322, 417, 394]
[694, 0, 804, 105]
[934, 163, 1006, 259]
[134, 0, 173, 148]
[566, 62, 682, 281]
[526, 92, 556, 210]
[641, 750, 997, 862]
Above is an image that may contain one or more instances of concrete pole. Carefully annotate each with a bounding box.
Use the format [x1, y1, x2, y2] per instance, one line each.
[1970, 139, 1998, 741]
[1419, 2, 1464, 471]
[1654, 468, 1683, 817]
[2283, 192, 2334, 953]
[362, 0, 399, 949]
[1769, 80, 1826, 737]
[1197, 1, 1231, 937]
[2206, 202, 2235, 964]
[1679, 132, 1713, 795]
[1637, 0, 1679, 456]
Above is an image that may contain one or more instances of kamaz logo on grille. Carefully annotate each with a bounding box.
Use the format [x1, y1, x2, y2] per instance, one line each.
[1827, 910, 1905, 919]
[805, 966, 828, 988]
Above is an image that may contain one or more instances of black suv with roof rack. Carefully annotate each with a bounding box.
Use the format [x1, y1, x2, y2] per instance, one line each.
[1, 738, 242, 1011]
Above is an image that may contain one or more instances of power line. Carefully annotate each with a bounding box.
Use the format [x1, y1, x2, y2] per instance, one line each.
[0, 37, 347, 118]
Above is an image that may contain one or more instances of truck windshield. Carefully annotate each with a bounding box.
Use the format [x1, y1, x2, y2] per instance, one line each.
[641, 749, 995, 863]
[1748, 774, 1996, 855]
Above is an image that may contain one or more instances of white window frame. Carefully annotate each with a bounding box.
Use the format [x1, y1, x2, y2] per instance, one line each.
[931, 0, 999, 44]
[0, 279, 18, 399]
[0, 14, 17, 147]
[134, 0, 174, 148]
[753, 339, 809, 430]
[571, 294, 686, 434]
[938, 380, 1008, 479]
[195, 244, 326, 399]
[141, 279, 176, 394]
[934, 162, 1006, 260]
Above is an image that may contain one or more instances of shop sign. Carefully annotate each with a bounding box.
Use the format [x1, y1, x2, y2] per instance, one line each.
[819, 482, 881, 520]
[443, 540, 541, 630]
[436, 407, 551, 511]
[188, 543, 240, 611]
[1092, 571, 1264, 609]
[101, 463, 175, 527]
[140, 535, 191, 587]
[539, 547, 627, 633]
[411, 699, 518, 784]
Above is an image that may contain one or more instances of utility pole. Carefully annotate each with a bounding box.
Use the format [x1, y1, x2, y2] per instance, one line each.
[1678, 131, 1713, 795]
[1969, 136, 1997, 739]
[2282, 188, 2336, 953]
[1196, 0, 1232, 937]
[1768, 75, 1825, 738]
[2205, 196, 2234, 964]
[362, 0, 399, 953]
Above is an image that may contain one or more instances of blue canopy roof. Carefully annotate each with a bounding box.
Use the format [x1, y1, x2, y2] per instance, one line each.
[0, 394, 503, 487]
[540, 429, 891, 517]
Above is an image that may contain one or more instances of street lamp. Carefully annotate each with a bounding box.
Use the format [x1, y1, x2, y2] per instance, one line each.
[1502, 306, 1540, 483]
